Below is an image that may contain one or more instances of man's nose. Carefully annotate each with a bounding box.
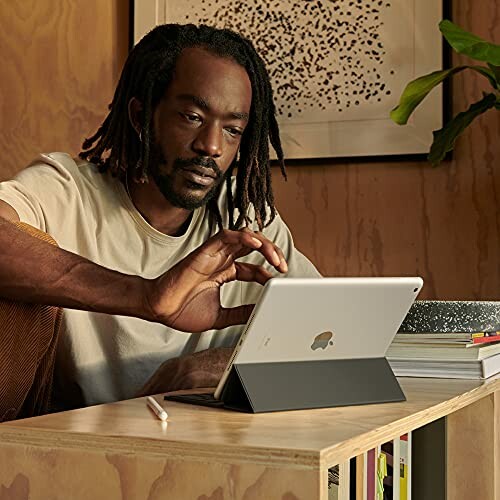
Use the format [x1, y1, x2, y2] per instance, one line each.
[192, 124, 223, 158]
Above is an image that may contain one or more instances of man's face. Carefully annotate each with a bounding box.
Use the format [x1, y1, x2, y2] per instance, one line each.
[148, 47, 252, 210]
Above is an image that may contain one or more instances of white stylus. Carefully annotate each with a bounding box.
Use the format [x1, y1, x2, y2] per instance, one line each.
[146, 396, 168, 421]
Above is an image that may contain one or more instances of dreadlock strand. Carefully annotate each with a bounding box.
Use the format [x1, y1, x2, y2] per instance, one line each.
[225, 162, 236, 230]
[138, 83, 154, 182]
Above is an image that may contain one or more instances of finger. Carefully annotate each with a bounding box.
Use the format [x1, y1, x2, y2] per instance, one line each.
[269, 241, 288, 274]
[216, 230, 279, 267]
[234, 261, 273, 286]
[247, 230, 288, 273]
[201, 229, 263, 259]
[201, 229, 288, 273]
[184, 230, 261, 280]
[214, 304, 254, 330]
[219, 228, 263, 249]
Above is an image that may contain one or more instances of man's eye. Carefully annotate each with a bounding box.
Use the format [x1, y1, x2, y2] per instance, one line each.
[183, 113, 201, 123]
[226, 127, 243, 137]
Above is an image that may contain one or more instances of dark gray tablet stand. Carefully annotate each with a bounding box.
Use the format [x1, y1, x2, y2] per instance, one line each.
[165, 357, 405, 413]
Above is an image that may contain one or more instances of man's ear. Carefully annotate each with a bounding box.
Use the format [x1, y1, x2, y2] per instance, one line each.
[128, 97, 143, 136]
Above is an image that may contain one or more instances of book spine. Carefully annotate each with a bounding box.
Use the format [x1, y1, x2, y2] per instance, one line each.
[400, 434, 410, 500]
[392, 438, 400, 500]
[356, 454, 365, 500]
[407, 432, 412, 500]
[363, 452, 368, 500]
[367, 448, 376, 499]
[473, 333, 500, 344]
[376, 446, 387, 500]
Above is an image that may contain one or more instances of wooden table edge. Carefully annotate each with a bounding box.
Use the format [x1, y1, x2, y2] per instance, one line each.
[319, 377, 500, 467]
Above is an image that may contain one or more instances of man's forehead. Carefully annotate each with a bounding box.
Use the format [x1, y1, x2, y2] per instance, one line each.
[176, 46, 239, 68]
[173, 47, 248, 81]
[166, 47, 252, 112]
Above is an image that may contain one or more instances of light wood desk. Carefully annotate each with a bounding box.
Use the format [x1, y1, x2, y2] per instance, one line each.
[0, 376, 499, 499]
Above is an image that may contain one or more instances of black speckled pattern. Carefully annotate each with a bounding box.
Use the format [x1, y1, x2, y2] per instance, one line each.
[175, 0, 394, 118]
[399, 301, 500, 333]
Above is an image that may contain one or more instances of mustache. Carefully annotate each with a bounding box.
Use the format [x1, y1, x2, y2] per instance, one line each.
[173, 157, 222, 179]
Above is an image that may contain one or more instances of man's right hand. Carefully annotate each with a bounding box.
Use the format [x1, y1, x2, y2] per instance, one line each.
[143, 228, 288, 332]
[0, 210, 287, 332]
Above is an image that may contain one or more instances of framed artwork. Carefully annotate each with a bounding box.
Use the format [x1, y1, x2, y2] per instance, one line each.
[134, 0, 445, 160]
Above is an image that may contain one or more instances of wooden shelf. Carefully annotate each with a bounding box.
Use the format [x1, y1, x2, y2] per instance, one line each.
[1, 376, 499, 499]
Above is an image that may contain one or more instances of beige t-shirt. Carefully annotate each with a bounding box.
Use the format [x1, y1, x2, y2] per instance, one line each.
[0, 152, 320, 408]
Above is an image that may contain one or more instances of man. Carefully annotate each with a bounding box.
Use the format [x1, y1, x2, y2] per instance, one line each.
[0, 24, 319, 414]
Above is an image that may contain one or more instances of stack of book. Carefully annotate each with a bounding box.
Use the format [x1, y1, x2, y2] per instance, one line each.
[387, 301, 500, 379]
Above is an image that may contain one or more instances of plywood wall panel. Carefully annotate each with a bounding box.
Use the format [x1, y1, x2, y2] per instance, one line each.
[0, 1, 128, 180]
[0, 0, 498, 300]
[273, 0, 500, 299]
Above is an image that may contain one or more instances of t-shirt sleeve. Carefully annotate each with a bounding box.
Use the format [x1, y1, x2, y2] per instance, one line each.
[0, 153, 79, 233]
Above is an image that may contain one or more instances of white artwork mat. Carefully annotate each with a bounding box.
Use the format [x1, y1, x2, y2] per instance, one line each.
[134, 0, 444, 158]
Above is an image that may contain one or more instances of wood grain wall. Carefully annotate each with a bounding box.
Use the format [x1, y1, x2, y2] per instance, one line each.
[273, 0, 500, 299]
[0, 0, 498, 300]
[0, 1, 128, 180]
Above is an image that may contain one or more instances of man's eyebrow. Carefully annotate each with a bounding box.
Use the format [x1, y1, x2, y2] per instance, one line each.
[178, 94, 210, 110]
[230, 111, 249, 121]
[177, 94, 249, 121]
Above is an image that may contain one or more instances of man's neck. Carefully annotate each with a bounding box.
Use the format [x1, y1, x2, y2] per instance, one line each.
[125, 177, 193, 236]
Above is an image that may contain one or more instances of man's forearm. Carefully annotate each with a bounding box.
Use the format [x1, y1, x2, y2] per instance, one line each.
[0, 217, 152, 320]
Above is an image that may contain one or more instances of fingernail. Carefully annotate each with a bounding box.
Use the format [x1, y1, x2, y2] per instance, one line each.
[251, 237, 262, 247]
[272, 251, 281, 266]
[282, 261, 288, 273]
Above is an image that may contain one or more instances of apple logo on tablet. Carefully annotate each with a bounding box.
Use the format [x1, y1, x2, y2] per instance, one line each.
[311, 331, 334, 351]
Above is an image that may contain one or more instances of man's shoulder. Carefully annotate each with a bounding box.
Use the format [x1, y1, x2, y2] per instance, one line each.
[28, 152, 94, 175]
[23, 152, 109, 188]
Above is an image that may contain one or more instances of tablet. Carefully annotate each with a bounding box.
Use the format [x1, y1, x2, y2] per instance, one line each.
[165, 276, 423, 411]
[213, 276, 423, 399]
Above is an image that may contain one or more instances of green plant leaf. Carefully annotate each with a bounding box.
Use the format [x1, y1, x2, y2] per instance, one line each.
[440, 20, 500, 65]
[488, 63, 500, 87]
[390, 67, 467, 125]
[470, 65, 498, 89]
[428, 93, 497, 166]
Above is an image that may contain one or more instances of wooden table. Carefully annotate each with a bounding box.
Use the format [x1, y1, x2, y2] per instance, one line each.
[1, 376, 499, 499]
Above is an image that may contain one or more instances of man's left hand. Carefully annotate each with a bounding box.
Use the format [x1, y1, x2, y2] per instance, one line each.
[136, 347, 233, 396]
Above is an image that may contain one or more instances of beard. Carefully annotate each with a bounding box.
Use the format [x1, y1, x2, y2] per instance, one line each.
[148, 139, 226, 210]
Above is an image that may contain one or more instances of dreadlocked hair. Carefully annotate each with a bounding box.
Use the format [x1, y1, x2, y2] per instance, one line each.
[79, 24, 286, 230]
